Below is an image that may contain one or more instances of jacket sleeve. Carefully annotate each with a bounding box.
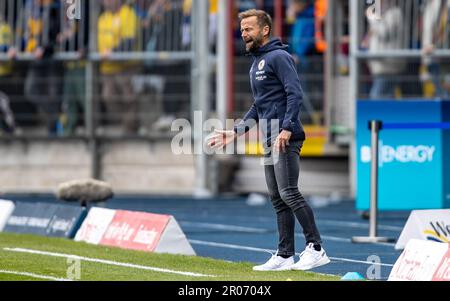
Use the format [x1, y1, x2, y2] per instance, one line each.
[272, 52, 303, 132]
[233, 103, 259, 135]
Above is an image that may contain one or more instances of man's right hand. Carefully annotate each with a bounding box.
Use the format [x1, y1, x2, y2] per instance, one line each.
[207, 130, 237, 149]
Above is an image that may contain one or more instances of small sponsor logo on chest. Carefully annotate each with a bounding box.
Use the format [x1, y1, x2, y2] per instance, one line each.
[255, 59, 267, 81]
[258, 59, 265, 70]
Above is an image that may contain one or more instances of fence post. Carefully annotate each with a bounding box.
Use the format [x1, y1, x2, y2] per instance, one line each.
[192, 0, 212, 198]
[352, 120, 396, 244]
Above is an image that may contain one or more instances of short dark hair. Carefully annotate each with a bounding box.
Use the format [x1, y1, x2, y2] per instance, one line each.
[238, 9, 272, 36]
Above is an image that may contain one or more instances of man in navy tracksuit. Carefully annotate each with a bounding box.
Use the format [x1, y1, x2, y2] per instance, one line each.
[208, 9, 329, 271]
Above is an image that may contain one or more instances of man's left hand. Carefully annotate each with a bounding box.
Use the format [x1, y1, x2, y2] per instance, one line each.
[275, 130, 292, 153]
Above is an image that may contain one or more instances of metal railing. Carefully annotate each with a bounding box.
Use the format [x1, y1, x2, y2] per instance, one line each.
[0, 0, 214, 192]
[351, 0, 450, 101]
[349, 0, 450, 198]
[0, 0, 189, 55]
[357, 0, 450, 51]
[0, 0, 195, 138]
[233, 0, 326, 126]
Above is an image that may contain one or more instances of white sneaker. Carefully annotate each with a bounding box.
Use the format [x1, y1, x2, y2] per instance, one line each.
[252, 253, 294, 271]
[291, 243, 330, 271]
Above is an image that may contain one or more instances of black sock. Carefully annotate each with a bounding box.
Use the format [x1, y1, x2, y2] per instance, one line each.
[313, 244, 322, 252]
[279, 254, 292, 259]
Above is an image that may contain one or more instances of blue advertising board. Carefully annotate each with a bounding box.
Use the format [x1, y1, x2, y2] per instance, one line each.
[356, 100, 450, 210]
[3, 202, 87, 238]
[443, 101, 450, 208]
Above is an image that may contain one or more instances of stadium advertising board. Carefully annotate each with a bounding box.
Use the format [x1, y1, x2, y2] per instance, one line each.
[74, 207, 116, 244]
[75, 207, 195, 255]
[356, 100, 450, 210]
[389, 239, 449, 281]
[0, 200, 15, 231]
[99, 210, 170, 252]
[4, 202, 87, 238]
[396, 209, 450, 249]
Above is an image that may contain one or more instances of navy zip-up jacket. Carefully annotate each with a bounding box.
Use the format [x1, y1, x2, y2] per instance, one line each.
[234, 38, 306, 146]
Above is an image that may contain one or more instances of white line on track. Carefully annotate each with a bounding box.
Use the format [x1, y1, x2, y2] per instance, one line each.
[318, 234, 395, 247]
[178, 213, 404, 232]
[189, 239, 394, 267]
[180, 221, 268, 233]
[3, 248, 216, 278]
[317, 220, 403, 232]
[0, 270, 72, 281]
[181, 221, 396, 246]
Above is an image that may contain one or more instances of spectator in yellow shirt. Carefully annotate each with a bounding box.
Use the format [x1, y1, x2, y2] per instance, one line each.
[0, 16, 16, 134]
[98, 0, 140, 134]
[0, 17, 13, 78]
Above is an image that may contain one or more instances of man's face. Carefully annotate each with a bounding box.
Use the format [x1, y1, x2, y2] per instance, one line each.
[240, 16, 266, 52]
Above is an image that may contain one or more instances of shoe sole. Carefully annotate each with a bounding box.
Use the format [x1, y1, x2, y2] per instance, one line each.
[291, 256, 331, 271]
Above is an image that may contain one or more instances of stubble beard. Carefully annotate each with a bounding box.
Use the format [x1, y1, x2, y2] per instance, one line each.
[245, 33, 264, 52]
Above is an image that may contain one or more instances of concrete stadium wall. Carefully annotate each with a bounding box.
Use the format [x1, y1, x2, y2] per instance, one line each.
[100, 141, 195, 194]
[0, 141, 91, 193]
[0, 140, 195, 195]
[233, 156, 350, 198]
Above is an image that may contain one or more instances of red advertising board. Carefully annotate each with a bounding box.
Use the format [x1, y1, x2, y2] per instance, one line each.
[390, 239, 450, 281]
[432, 246, 450, 281]
[100, 210, 171, 252]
